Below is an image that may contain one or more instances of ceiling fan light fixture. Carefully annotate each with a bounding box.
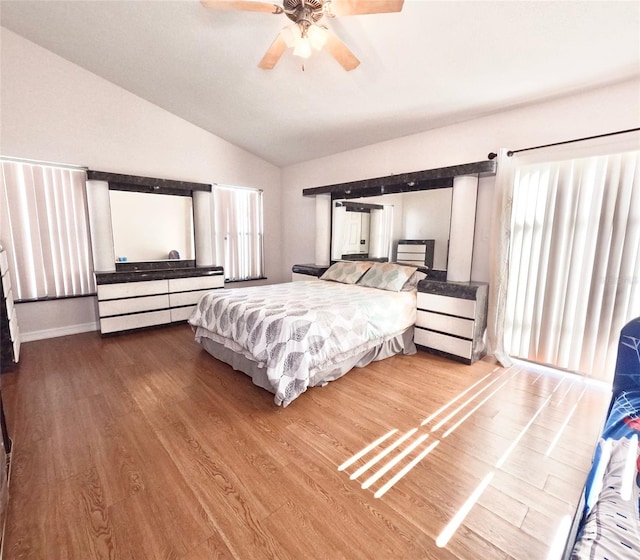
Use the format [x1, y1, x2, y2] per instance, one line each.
[307, 24, 328, 51]
[293, 35, 312, 58]
[280, 24, 299, 48]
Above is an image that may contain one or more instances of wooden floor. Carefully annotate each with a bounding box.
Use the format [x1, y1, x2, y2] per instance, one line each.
[0, 324, 611, 559]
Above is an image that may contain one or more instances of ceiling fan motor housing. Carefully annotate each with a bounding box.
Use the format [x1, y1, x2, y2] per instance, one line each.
[284, 0, 326, 27]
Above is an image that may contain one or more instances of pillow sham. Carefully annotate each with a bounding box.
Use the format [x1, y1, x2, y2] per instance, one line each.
[320, 261, 373, 284]
[401, 270, 427, 291]
[358, 262, 418, 292]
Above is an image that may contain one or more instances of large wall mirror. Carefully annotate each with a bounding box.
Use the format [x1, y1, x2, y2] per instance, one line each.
[85, 170, 212, 272]
[109, 190, 195, 262]
[331, 188, 453, 272]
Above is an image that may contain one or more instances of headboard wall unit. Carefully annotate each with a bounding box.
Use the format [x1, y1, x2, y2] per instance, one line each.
[303, 159, 497, 283]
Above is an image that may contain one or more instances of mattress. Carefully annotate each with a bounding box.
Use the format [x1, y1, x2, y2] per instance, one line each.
[189, 280, 417, 406]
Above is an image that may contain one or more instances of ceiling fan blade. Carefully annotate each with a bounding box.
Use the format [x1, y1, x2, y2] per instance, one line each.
[258, 32, 288, 69]
[201, 0, 281, 14]
[329, 0, 404, 16]
[324, 30, 360, 71]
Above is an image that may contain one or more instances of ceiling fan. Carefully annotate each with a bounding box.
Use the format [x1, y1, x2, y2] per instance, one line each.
[201, 0, 404, 70]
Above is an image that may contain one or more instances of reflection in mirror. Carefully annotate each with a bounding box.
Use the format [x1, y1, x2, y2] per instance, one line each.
[331, 188, 453, 270]
[109, 190, 195, 262]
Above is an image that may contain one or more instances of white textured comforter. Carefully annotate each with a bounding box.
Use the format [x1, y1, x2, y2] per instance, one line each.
[189, 280, 416, 406]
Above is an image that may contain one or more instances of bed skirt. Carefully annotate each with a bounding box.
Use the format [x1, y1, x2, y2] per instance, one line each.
[199, 326, 416, 397]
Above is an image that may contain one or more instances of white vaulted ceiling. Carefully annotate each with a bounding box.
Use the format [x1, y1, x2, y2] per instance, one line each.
[1, 0, 639, 167]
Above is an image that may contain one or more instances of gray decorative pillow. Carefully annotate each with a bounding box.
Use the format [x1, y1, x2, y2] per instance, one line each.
[320, 261, 373, 284]
[358, 262, 418, 292]
[401, 270, 427, 291]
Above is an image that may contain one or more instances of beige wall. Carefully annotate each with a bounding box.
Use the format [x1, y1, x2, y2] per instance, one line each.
[3, 25, 640, 339]
[280, 77, 640, 282]
[1, 28, 283, 340]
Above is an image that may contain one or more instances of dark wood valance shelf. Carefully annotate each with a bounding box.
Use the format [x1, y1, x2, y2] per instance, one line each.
[302, 159, 496, 198]
[87, 170, 211, 195]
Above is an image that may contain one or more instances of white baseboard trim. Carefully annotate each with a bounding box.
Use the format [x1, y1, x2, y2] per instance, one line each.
[20, 322, 99, 343]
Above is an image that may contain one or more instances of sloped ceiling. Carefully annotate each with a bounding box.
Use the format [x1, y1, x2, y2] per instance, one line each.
[1, 0, 639, 167]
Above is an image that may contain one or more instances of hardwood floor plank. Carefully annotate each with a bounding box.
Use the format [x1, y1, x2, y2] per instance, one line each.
[2, 326, 611, 559]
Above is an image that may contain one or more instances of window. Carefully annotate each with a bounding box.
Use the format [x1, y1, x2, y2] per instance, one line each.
[211, 185, 264, 281]
[503, 150, 639, 379]
[0, 159, 95, 300]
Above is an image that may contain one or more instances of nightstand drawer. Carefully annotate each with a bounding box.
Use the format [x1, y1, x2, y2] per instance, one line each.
[168, 275, 224, 292]
[416, 310, 475, 339]
[414, 327, 473, 360]
[417, 292, 476, 319]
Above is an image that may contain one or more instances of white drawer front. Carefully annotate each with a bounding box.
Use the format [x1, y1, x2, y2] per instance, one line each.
[397, 257, 425, 266]
[9, 313, 19, 341]
[416, 310, 475, 339]
[100, 309, 171, 334]
[169, 290, 211, 308]
[5, 289, 14, 322]
[0, 251, 8, 275]
[13, 330, 21, 362]
[170, 306, 195, 322]
[99, 294, 169, 317]
[414, 328, 473, 360]
[2, 269, 11, 295]
[397, 245, 426, 254]
[98, 279, 168, 301]
[417, 292, 476, 319]
[169, 275, 224, 293]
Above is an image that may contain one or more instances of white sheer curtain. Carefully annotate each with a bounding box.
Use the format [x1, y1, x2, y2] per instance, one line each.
[0, 160, 94, 300]
[369, 205, 394, 260]
[488, 137, 640, 381]
[487, 149, 516, 367]
[211, 185, 264, 281]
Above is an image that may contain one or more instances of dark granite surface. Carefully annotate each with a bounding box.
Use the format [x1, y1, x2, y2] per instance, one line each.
[95, 266, 224, 285]
[116, 260, 197, 272]
[417, 279, 488, 300]
[302, 160, 496, 198]
[292, 264, 330, 277]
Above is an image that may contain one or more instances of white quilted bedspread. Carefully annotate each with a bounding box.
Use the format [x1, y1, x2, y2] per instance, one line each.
[189, 280, 416, 406]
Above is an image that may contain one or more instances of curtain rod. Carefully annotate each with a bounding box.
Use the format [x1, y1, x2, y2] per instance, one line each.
[487, 127, 640, 160]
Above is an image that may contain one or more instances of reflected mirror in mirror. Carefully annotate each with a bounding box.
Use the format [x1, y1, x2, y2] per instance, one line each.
[109, 190, 195, 262]
[331, 188, 453, 270]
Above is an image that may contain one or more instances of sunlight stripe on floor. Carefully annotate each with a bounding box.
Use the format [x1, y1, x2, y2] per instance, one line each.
[361, 433, 430, 490]
[349, 428, 418, 480]
[338, 429, 398, 471]
[545, 387, 586, 457]
[435, 471, 495, 547]
[421, 367, 499, 427]
[441, 368, 521, 438]
[431, 367, 519, 433]
[374, 440, 440, 498]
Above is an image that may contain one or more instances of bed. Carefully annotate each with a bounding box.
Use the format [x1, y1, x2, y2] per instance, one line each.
[568, 317, 640, 559]
[189, 261, 422, 407]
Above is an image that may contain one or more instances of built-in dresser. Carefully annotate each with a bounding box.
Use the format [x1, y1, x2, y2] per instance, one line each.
[95, 266, 224, 334]
[415, 279, 488, 364]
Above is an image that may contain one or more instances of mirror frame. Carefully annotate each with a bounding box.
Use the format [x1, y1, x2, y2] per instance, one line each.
[87, 170, 211, 271]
